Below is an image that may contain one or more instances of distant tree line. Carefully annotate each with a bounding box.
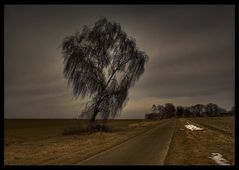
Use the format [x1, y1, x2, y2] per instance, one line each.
[145, 103, 235, 120]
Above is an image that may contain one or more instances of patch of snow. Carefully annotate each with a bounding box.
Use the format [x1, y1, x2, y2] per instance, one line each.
[209, 153, 230, 165]
[184, 122, 204, 131]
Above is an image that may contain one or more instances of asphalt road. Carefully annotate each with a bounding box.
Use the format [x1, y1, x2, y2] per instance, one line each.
[78, 119, 176, 165]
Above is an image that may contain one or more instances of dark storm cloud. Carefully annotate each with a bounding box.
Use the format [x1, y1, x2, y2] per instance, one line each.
[4, 5, 234, 118]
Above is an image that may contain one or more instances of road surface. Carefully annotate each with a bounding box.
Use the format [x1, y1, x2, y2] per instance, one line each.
[78, 119, 176, 165]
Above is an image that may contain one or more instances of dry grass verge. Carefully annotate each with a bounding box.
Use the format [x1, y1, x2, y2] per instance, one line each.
[165, 118, 235, 165]
[188, 117, 235, 135]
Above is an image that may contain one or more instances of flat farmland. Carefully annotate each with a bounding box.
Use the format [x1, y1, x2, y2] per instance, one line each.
[4, 117, 235, 165]
[4, 119, 162, 165]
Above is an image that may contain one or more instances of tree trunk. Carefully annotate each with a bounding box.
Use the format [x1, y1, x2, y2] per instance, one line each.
[88, 107, 98, 132]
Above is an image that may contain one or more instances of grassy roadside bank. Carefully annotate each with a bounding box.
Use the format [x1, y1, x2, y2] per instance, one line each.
[165, 118, 235, 165]
[187, 117, 235, 135]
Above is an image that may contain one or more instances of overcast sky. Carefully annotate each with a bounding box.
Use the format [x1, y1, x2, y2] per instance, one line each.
[4, 5, 235, 119]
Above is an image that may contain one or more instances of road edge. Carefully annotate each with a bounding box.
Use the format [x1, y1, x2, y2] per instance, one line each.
[76, 120, 170, 165]
[162, 119, 177, 165]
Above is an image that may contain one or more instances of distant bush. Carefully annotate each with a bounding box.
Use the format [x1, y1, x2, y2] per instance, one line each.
[92, 124, 110, 132]
[145, 113, 160, 120]
[62, 125, 88, 135]
[62, 124, 110, 135]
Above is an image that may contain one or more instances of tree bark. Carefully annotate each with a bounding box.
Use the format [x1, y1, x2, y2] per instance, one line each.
[88, 107, 99, 132]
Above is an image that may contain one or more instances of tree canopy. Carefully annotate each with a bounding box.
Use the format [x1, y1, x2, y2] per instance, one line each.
[61, 17, 148, 130]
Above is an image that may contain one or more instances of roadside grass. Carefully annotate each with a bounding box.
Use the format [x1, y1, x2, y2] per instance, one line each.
[187, 117, 235, 135]
[165, 118, 235, 165]
[4, 119, 161, 165]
